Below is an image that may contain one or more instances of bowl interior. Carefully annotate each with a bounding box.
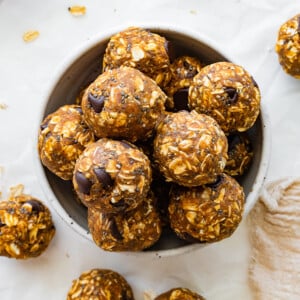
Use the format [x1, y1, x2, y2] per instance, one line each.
[40, 27, 264, 252]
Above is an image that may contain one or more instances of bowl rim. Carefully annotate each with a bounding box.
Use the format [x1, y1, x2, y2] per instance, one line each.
[33, 23, 271, 258]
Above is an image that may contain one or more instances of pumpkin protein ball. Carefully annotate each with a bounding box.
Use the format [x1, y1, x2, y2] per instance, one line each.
[102, 26, 171, 88]
[155, 287, 205, 300]
[88, 192, 162, 251]
[225, 132, 253, 177]
[81, 66, 167, 142]
[168, 173, 245, 243]
[165, 55, 202, 111]
[0, 194, 55, 259]
[66, 268, 134, 300]
[73, 138, 152, 212]
[188, 61, 261, 133]
[153, 110, 228, 187]
[275, 14, 300, 78]
[38, 104, 95, 180]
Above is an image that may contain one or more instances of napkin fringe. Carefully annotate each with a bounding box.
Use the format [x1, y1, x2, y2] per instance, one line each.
[248, 177, 300, 300]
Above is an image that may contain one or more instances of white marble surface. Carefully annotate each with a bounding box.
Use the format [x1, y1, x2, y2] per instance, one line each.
[0, 0, 300, 299]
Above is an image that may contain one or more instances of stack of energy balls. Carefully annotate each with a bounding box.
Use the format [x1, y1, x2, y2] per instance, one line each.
[38, 26, 260, 252]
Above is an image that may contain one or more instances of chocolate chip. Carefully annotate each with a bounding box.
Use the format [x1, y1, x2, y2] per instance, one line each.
[74, 106, 83, 114]
[224, 87, 238, 104]
[173, 88, 189, 112]
[120, 140, 133, 149]
[206, 175, 224, 190]
[75, 171, 92, 195]
[110, 198, 126, 210]
[93, 167, 113, 188]
[251, 76, 259, 89]
[108, 218, 123, 241]
[24, 200, 45, 214]
[183, 61, 198, 78]
[88, 93, 105, 113]
[0, 221, 5, 227]
[165, 40, 175, 63]
[40, 119, 49, 131]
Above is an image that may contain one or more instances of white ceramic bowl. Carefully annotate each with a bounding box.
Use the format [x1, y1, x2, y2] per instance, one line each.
[35, 25, 271, 257]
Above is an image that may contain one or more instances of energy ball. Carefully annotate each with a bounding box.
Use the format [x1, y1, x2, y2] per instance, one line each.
[153, 110, 228, 187]
[88, 193, 162, 251]
[275, 14, 300, 78]
[169, 173, 245, 243]
[103, 26, 171, 88]
[188, 62, 261, 133]
[66, 269, 134, 300]
[73, 138, 152, 212]
[225, 132, 253, 177]
[165, 56, 202, 111]
[81, 66, 167, 142]
[38, 104, 95, 180]
[155, 287, 205, 300]
[0, 194, 55, 259]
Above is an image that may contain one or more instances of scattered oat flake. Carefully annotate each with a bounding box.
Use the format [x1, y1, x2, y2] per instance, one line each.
[143, 290, 155, 300]
[190, 9, 197, 15]
[9, 184, 24, 199]
[0, 103, 7, 110]
[23, 30, 39, 43]
[68, 5, 86, 16]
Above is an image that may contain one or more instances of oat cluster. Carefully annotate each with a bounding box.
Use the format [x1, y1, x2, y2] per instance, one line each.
[38, 26, 261, 250]
[38, 105, 95, 180]
[0, 194, 55, 259]
[103, 26, 171, 88]
[275, 14, 300, 78]
[189, 62, 261, 133]
[66, 269, 134, 300]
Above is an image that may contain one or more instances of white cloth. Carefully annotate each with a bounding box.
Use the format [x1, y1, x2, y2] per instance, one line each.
[248, 178, 300, 300]
[1, 0, 300, 299]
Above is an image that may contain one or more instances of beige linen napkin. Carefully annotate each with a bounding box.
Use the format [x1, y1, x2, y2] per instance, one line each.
[248, 178, 300, 300]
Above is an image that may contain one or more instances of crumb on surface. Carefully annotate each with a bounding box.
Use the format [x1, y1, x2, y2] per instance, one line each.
[8, 184, 24, 200]
[68, 5, 86, 16]
[144, 290, 155, 300]
[23, 30, 39, 42]
[0, 103, 7, 110]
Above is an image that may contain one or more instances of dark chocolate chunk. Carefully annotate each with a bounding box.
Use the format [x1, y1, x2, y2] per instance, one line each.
[224, 87, 238, 104]
[206, 175, 224, 190]
[120, 140, 133, 149]
[108, 217, 123, 241]
[75, 171, 92, 195]
[183, 61, 198, 78]
[74, 106, 83, 114]
[0, 220, 5, 227]
[251, 76, 259, 89]
[110, 198, 126, 210]
[40, 119, 50, 131]
[173, 88, 189, 112]
[24, 200, 45, 214]
[93, 167, 113, 188]
[88, 93, 105, 113]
